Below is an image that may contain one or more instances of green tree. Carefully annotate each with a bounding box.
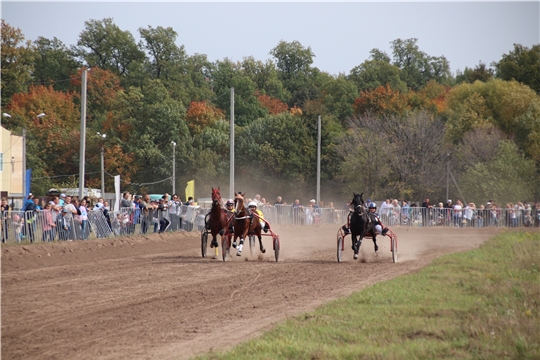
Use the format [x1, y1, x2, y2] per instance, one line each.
[494, 44, 540, 94]
[190, 120, 231, 190]
[236, 112, 315, 196]
[269, 40, 320, 107]
[460, 141, 537, 205]
[348, 59, 407, 93]
[111, 79, 191, 189]
[444, 79, 540, 158]
[319, 74, 358, 122]
[32, 37, 80, 92]
[455, 62, 494, 84]
[74, 18, 145, 76]
[1, 20, 34, 107]
[241, 56, 290, 103]
[138, 25, 186, 80]
[391, 38, 452, 90]
[210, 58, 267, 126]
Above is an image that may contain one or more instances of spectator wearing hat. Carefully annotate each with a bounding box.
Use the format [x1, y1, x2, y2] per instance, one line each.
[59, 193, 66, 206]
[58, 208, 71, 240]
[444, 199, 453, 224]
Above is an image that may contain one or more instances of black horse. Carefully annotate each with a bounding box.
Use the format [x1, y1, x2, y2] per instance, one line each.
[349, 192, 378, 260]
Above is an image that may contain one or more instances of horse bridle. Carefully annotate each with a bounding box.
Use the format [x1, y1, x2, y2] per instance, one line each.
[234, 198, 251, 220]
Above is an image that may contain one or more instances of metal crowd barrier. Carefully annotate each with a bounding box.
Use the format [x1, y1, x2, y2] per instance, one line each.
[2, 206, 539, 244]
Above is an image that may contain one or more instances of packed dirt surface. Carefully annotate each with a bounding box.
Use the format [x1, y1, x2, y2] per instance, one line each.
[2, 225, 502, 359]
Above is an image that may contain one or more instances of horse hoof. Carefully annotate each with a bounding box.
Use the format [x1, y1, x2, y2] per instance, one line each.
[236, 250, 242, 256]
[354, 253, 359, 260]
[260, 247, 266, 254]
[232, 241, 237, 248]
[374, 245, 379, 252]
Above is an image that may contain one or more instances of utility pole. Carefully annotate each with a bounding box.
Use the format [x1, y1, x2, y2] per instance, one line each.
[22, 128, 26, 199]
[172, 141, 176, 195]
[229, 87, 234, 199]
[97, 132, 106, 197]
[79, 69, 88, 199]
[446, 153, 451, 201]
[316, 115, 321, 205]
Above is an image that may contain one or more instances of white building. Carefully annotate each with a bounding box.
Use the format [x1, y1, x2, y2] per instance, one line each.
[0, 126, 24, 203]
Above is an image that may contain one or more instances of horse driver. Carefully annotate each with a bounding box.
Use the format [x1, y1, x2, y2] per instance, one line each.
[247, 201, 269, 233]
[222, 199, 236, 235]
[367, 202, 389, 236]
[342, 202, 389, 236]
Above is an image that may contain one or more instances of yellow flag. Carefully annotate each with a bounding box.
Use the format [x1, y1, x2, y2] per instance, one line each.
[185, 180, 195, 202]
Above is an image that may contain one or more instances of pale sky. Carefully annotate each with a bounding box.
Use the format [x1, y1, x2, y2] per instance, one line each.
[2, 1, 539, 76]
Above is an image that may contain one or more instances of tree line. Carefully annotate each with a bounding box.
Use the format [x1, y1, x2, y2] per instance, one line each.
[1, 18, 539, 205]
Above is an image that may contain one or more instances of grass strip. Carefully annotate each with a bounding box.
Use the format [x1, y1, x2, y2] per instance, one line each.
[195, 231, 540, 360]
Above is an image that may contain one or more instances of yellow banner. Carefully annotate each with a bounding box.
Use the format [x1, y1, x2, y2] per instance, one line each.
[185, 180, 195, 202]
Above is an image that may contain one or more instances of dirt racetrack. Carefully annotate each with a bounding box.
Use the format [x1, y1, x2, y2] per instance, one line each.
[2, 225, 502, 360]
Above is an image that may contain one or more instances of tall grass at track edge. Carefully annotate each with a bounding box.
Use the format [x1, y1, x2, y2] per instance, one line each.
[195, 231, 540, 360]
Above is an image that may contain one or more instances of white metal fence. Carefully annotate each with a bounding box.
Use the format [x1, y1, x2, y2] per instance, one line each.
[1, 205, 539, 244]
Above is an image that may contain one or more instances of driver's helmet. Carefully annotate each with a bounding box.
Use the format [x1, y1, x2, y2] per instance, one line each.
[368, 202, 377, 209]
[247, 201, 257, 209]
[226, 199, 234, 206]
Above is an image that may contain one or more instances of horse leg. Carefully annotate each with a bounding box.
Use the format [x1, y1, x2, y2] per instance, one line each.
[237, 236, 244, 256]
[258, 234, 266, 253]
[353, 235, 361, 260]
[373, 234, 378, 252]
[232, 233, 237, 248]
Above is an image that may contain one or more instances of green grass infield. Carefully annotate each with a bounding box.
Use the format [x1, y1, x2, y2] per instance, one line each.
[196, 231, 540, 359]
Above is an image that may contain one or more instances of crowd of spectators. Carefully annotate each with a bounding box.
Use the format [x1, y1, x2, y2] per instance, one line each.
[372, 197, 540, 228]
[2, 192, 539, 243]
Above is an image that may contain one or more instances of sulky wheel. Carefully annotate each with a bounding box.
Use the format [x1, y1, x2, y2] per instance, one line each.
[222, 235, 230, 262]
[201, 231, 208, 258]
[391, 235, 398, 263]
[249, 235, 256, 256]
[273, 235, 280, 262]
[337, 235, 344, 263]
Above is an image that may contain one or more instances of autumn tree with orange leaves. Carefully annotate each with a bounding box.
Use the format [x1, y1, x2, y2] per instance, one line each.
[185, 101, 224, 134]
[353, 83, 409, 117]
[256, 93, 288, 115]
[7, 85, 81, 194]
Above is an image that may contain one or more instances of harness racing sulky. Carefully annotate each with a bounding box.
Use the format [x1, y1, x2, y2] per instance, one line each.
[201, 189, 280, 262]
[336, 192, 398, 263]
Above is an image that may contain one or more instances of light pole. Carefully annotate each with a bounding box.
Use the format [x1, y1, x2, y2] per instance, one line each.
[317, 115, 321, 205]
[171, 141, 176, 195]
[2, 112, 11, 128]
[446, 153, 451, 202]
[97, 132, 106, 197]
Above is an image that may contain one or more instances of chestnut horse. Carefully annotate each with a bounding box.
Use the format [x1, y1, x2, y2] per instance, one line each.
[206, 187, 228, 248]
[232, 193, 266, 256]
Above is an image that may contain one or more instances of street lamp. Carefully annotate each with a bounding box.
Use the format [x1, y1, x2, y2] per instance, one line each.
[2, 112, 11, 128]
[171, 141, 176, 195]
[316, 115, 321, 205]
[97, 132, 107, 197]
